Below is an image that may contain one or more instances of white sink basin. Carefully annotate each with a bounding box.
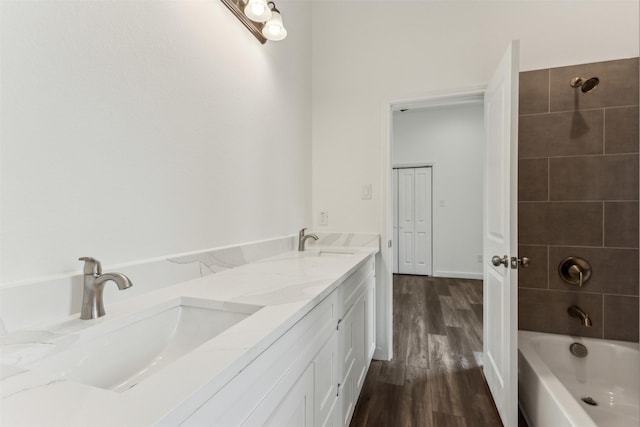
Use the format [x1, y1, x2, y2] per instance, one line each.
[27, 297, 261, 392]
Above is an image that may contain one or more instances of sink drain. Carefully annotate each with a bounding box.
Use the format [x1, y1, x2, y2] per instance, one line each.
[582, 397, 598, 406]
[570, 342, 588, 357]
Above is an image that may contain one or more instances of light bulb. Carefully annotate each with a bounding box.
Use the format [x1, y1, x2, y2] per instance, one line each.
[262, 10, 287, 41]
[244, 0, 272, 22]
[250, 3, 265, 16]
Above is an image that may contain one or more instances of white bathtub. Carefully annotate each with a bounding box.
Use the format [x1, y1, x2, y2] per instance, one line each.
[518, 330, 639, 427]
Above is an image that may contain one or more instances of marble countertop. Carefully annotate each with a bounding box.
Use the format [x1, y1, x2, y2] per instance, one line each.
[1, 246, 378, 426]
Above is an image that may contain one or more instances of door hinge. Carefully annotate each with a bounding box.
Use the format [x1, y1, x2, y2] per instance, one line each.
[336, 383, 341, 397]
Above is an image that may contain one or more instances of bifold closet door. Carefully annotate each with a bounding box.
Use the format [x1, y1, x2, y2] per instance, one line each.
[397, 167, 432, 275]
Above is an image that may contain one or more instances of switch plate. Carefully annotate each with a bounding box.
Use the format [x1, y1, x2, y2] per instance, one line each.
[319, 211, 329, 226]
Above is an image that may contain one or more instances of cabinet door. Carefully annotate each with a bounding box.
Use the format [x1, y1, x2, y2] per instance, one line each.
[339, 356, 356, 427]
[352, 293, 367, 393]
[338, 291, 366, 427]
[315, 332, 338, 427]
[242, 363, 314, 427]
[365, 276, 376, 360]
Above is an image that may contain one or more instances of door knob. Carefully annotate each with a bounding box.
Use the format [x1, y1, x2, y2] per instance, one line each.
[492, 255, 509, 267]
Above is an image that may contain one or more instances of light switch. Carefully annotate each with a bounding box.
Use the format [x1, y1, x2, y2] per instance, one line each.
[361, 184, 372, 200]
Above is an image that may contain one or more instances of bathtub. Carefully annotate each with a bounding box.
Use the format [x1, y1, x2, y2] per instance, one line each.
[518, 330, 639, 427]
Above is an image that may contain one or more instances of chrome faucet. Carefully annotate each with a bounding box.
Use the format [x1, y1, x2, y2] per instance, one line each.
[298, 228, 319, 251]
[568, 305, 592, 327]
[79, 257, 133, 320]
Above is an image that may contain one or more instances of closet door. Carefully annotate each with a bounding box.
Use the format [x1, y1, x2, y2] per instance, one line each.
[393, 169, 399, 274]
[397, 167, 432, 275]
[413, 167, 432, 275]
[398, 169, 415, 274]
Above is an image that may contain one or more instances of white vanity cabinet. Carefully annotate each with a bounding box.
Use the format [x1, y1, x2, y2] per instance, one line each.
[180, 255, 375, 427]
[336, 268, 375, 427]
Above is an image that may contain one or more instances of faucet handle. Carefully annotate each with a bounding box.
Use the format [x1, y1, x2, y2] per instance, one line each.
[299, 228, 307, 237]
[79, 257, 102, 275]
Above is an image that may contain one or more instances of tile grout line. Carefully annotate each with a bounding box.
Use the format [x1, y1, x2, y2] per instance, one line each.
[519, 243, 638, 250]
[602, 201, 605, 248]
[519, 286, 640, 298]
[520, 200, 639, 204]
[521, 153, 640, 160]
[520, 103, 639, 117]
[602, 109, 606, 154]
[601, 295, 605, 339]
[546, 245, 550, 290]
[547, 68, 551, 113]
[547, 157, 550, 205]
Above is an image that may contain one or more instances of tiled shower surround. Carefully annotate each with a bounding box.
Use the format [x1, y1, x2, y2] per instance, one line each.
[518, 57, 639, 342]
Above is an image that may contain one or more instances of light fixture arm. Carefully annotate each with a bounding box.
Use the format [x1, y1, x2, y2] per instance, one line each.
[267, 2, 279, 14]
[221, 0, 287, 44]
[220, 0, 267, 44]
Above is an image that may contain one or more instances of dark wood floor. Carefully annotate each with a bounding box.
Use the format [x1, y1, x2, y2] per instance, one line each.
[349, 275, 504, 427]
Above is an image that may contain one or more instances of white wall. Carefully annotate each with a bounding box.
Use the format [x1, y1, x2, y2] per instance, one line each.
[311, 0, 639, 359]
[393, 102, 484, 279]
[1, 0, 312, 283]
[312, 0, 639, 234]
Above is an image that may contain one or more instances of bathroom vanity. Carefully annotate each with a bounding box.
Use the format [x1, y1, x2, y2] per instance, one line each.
[0, 245, 377, 427]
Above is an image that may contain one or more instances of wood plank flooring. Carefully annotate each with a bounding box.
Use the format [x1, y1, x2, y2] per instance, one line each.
[349, 275, 503, 427]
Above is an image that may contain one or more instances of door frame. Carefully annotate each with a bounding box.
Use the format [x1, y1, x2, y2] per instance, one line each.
[377, 86, 486, 361]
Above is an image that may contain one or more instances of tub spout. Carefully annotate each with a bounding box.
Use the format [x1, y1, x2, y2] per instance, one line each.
[568, 305, 592, 327]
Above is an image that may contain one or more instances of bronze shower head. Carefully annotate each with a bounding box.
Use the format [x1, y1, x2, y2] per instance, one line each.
[570, 77, 600, 93]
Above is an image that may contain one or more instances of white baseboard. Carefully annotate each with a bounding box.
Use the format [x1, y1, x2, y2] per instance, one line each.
[373, 346, 392, 361]
[433, 270, 483, 280]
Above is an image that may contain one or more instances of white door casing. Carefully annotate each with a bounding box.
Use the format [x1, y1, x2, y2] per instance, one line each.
[482, 40, 519, 427]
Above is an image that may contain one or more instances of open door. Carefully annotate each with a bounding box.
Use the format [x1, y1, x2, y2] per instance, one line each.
[483, 41, 519, 427]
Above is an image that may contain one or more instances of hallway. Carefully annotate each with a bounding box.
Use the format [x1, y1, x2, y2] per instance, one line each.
[349, 275, 503, 427]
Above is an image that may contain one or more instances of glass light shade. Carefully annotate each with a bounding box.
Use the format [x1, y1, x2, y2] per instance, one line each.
[244, 0, 272, 22]
[262, 11, 287, 41]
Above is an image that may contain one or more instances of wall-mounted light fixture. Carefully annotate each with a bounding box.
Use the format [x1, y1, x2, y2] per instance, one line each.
[221, 0, 287, 44]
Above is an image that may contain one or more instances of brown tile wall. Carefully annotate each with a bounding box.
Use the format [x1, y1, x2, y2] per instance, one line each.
[518, 57, 640, 343]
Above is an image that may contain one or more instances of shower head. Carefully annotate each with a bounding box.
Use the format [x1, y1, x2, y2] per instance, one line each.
[570, 76, 600, 93]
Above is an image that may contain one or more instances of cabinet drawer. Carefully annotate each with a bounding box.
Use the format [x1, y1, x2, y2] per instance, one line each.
[337, 256, 374, 319]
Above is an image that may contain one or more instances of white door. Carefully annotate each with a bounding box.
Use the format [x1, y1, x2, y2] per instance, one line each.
[393, 169, 399, 274]
[397, 167, 432, 275]
[398, 168, 415, 274]
[413, 167, 432, 275]
[483, 41, 519, 427]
